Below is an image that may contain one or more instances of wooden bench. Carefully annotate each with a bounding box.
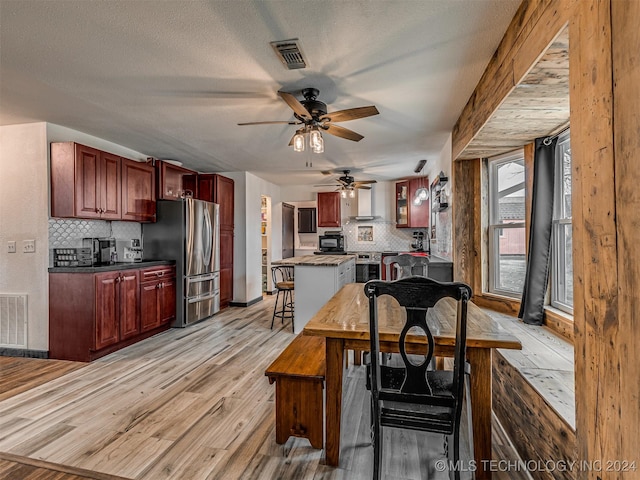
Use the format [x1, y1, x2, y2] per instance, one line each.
[265, 334, 326, 449]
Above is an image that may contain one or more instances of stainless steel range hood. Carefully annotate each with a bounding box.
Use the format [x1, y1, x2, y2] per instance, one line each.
[350, 188, 380, 221]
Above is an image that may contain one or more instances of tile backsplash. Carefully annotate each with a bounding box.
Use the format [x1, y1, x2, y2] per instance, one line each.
[328, 220, 428, 253]
[48, 219, 141, 265]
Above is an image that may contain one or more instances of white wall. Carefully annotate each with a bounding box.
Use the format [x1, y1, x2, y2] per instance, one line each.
[426, 133, 453, 259]
[222, 171, 282, 304]
[0, 123, 49, 350]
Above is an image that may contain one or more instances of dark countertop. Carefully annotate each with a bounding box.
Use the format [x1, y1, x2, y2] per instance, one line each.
[48, 260, 175, 273]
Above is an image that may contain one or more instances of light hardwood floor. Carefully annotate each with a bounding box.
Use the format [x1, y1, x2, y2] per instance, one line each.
[0, 295, 529, 480]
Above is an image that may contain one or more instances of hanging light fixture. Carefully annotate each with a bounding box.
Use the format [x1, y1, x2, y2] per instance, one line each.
[341, 189, 347, 198]
[349, 187, 355, 198]
[293, 129, 305, 152]
[312, 132, 324, 153]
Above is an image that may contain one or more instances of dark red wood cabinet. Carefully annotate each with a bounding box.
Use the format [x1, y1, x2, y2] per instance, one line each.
[317, 192, 341, 227]
[49, 265, 175, 362]
[140, 266, 176, 332]
[156, 160, 198, 200]
[51, 142, 121, 220]
[51, 142, 155, 222]
[198, 173, 235, 309]
[395, 178, 429, 228]
[121, 158, 156, 222]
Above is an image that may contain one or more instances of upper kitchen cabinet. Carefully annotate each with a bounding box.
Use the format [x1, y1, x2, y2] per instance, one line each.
[395, 178, 429, 228]
[51, 142, 121, 220]
[156, 160, 198, 200]
[197, 174, 234, 227]
[121, 158, 156, 222]
[50, 142, 156, 222]
[317, 192, 341, 227]
[197, 173, 235, 308]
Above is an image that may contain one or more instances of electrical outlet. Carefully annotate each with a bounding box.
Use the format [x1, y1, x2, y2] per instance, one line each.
[23, 239, 36, 253]
[7, 241, 16, 253]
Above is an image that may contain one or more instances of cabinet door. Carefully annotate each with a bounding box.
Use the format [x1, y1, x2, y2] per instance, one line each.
[408, 178, 429, 228]
[219, 228, 234, 308]
[121, 158, 156, 222]
[214, 175, 235, 228]
[197, 174, 215, 202]
[119, 270, 140, 339]
[95, 272, 121, 349]
[140, 280, 160, 332]
[317, 192, 341, 227]
[100, 152, 121, 220]
[75, 144, 102, 219]
[159, 276, 177, 324]
[395, 181, 409, 228]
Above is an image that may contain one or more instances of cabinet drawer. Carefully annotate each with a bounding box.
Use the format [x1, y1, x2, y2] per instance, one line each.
[141, 266, 176, 281]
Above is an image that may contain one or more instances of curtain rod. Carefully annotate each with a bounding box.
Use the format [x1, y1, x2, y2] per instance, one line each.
[543, 124, 570, 145]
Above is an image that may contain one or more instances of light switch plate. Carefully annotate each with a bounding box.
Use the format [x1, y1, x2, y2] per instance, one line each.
[8, 241, 16, 253]
[23, 239, 36, 253]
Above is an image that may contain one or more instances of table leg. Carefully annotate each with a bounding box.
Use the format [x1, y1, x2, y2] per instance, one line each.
[467, 347, 492, 480]
[325, 338, 344, 467]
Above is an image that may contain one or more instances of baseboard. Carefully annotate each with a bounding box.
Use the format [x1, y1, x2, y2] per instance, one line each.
[0, 347, 48, 358]
[229, 296, 263, 307]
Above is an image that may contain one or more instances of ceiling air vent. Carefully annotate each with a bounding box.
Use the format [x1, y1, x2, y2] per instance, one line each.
[270, 39, 307, 70]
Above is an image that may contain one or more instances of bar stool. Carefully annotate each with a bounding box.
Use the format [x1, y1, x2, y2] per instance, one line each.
[271, 266, 295, 332]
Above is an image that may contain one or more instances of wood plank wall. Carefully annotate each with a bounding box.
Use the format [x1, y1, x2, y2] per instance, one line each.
[452, 0, 640, 477]
[570, 0, 640, 477]
[493, 351, 576, 480]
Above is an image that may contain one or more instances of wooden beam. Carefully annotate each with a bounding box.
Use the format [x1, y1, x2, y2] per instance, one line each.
[452, 0, 576, 160]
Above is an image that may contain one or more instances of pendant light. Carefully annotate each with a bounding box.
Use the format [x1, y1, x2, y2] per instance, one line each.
[293, 129, 305, 152]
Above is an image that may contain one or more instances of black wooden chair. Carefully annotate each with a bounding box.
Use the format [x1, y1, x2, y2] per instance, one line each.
[271, 266, 295, 332]
[364, 276, 473, 480]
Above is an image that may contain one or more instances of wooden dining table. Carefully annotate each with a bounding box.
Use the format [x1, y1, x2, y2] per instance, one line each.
[303, 282, 522, 480]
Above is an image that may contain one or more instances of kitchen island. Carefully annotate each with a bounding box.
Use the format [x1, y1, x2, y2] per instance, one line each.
[272, 255, 355, 332]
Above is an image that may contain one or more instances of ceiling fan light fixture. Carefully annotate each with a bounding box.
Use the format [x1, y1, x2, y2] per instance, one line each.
[312, 132, 324, 153]
[349, 188, 356, 198]
[341, 189, 347, 199]
[417, 187, 428, 200]
[293, 130, 305, 152]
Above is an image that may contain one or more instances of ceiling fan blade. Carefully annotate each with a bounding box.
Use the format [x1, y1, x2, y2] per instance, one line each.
[237, 120, 299, 126]
[355, 185, 372, 190]
[320, 106, 379, 123]
[353, 180, 377, 185]
[278, 91, 312, 120]
[314, 184, 340, 187]
[323, 124, 364, 142]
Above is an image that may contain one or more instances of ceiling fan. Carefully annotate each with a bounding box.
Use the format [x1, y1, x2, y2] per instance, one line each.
[315, 170, 377, 194]
[237, 88, 379, 148]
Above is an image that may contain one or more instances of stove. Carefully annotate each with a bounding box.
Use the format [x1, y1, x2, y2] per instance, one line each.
[348, 252, 382, 282]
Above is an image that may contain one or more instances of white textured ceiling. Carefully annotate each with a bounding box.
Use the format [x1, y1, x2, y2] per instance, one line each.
[0, 0, 520, 186]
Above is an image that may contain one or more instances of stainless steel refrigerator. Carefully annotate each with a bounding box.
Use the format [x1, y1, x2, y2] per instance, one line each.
[143, 198, 220, 327]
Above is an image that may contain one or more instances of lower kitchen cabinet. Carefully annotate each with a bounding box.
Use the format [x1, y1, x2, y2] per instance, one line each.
[140, 266, 176, 332]
[49, 263, 175, 361]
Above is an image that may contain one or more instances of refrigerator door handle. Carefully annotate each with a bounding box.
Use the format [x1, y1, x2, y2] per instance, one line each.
[203, 205, 213, 268]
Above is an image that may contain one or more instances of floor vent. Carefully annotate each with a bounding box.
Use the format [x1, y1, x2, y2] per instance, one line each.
[270, 39, 307, 70]
[0, 294, 28, 348]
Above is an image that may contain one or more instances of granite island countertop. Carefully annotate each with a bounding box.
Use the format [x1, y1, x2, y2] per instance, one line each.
[272, 255, 356, 267]
[48, 260, 175, 273]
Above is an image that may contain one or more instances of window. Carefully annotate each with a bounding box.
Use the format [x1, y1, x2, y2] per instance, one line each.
[488, 152, 526, 297]
[551, 130, 573, 313]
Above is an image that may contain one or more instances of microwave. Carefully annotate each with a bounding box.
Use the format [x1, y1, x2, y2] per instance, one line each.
[319, 233, 345, 252]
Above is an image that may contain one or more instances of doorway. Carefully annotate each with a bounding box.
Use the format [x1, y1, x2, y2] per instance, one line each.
[282, 203, 295, 258]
